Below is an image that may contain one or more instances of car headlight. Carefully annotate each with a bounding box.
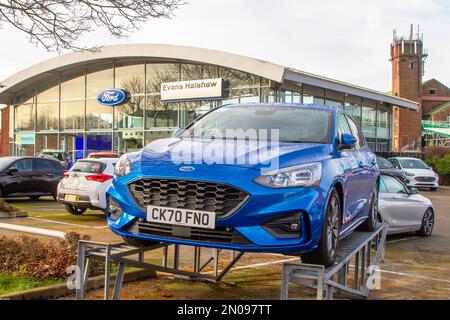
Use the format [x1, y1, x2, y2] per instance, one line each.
[405, 171, 415, 177]
[254, 162, 322, 188]
[114, 154, 132, 177]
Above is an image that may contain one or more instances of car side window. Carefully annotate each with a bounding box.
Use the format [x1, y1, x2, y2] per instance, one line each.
[35, 159, 56, 171]
[381, 175, 408, 194]
[13, 159, 33, 172]
[390, 159, 401, 169]
[337, 113, 352, 143]
[345, 115, 365, 149]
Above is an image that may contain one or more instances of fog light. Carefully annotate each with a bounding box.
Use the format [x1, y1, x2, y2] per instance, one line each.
[108, 198, 123, 221]
[263, 213, 302, 239]
[289, 222, 301, 231]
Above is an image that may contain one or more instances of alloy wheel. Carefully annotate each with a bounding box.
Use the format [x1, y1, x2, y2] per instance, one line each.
[423, 210, 434, 236]
[326, 195, 340, 259]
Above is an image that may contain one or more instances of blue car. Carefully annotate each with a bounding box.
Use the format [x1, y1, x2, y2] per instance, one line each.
[107, 104, 379, 266]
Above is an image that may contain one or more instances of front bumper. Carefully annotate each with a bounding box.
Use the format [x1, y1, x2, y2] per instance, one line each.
[106, 171, 329, 254]
[406, 178, 439, 188]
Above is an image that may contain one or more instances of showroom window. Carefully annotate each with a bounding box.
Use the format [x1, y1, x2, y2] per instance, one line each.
[61, 100, 85, 130]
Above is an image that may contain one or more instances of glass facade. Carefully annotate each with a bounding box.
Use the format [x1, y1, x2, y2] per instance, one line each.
[10, 59, 394, 158]
[11, 61, 272, 161]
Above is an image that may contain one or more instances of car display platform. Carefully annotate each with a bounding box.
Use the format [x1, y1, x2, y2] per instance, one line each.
[281, 222, 389, 300]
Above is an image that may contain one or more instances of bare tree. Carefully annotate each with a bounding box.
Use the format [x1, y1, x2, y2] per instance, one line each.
[0, 0, 185, 52]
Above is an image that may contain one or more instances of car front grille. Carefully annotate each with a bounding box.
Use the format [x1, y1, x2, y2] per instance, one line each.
[128, 178, 249, 218]
[126, 220, 252, 245]
[415, 176, 436, 183]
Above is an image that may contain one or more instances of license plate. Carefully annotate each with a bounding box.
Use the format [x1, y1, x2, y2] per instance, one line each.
[64, 194, 79, 202]
[147, 206, 216, 229]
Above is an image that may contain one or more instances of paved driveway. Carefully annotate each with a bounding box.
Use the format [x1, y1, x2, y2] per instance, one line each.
[1, 188, 449, 300]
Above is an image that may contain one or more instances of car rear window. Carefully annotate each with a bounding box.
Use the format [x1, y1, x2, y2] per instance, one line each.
[70, 161, 105, 174]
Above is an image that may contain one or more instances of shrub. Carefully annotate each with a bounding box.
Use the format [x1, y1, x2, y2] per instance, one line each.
[0, 199, 19, 213]
[0, 232, 104, 280]
[423, 146, 450, 162]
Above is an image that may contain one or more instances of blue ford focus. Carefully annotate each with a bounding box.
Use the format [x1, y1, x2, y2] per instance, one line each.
[107, 104, 379, 266]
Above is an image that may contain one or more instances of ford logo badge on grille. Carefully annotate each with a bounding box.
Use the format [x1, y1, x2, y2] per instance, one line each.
[97, 89, 127, 106]
[179, 166, 195, 172]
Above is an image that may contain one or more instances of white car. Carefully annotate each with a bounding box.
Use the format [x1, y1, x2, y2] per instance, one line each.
[378, 174, 434, 236]
[388, 157, 439, 191]
[57, 158, 118, 214]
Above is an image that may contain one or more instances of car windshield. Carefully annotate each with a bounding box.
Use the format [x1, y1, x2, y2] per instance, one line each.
[41, 152, 63, 161]
[0, 158, 14, 171]
[377, 157, 394, 169]
[70, 161, 105, 173]
[180, 105, 331, 144]
[399, 159, 429, 170]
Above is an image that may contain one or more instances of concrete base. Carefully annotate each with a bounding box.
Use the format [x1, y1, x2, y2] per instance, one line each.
[0, 211, 28, 218]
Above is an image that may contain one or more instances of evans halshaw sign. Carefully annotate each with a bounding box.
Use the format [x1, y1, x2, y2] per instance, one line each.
[161, 78, 223, 102]
[97, 89, 127, 106]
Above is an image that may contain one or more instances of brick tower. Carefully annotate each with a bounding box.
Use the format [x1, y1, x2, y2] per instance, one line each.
[390, 25, 427, 151]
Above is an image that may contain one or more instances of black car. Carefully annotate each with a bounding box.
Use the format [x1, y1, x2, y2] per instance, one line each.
[0, 156, 66, 200]
[376, 156, 407, 183]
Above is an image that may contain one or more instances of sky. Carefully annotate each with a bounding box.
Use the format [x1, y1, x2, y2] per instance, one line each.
[0, 0, 449, 94]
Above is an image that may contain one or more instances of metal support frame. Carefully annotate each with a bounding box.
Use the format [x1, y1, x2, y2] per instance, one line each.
[281, 222, 389, 300]
[75, 241, 244, 300]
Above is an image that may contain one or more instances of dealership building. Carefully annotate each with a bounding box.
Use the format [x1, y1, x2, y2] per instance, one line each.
[0, 44, 419, 161]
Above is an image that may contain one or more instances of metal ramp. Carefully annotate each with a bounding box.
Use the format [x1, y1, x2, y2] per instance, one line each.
[281, 222, 389, 300]
[75, 240, 244, 300]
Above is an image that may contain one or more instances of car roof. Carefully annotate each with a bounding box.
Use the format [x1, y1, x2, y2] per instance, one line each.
[218, 103, 341, 112]
[388, 157, 423, 160]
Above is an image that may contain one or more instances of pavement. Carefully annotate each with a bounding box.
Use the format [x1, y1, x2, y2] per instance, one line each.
[1, 188, 449, 300]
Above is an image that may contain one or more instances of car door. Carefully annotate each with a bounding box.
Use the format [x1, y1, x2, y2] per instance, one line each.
[34, 158, 62, 195]
[344, 115, 372, 222]
[379, 175, 423, 232]
[336, 112, 362, 225]
[3, 158, 35, 196]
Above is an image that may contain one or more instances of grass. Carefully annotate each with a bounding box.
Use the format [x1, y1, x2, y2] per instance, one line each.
[0, 272, 64, 296]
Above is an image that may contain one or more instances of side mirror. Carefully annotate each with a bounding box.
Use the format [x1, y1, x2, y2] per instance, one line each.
[6, 167, 18, 175]
[408, 187, 419, 195]
[172, 128, 185, 138]
[338, 133, 357, 150]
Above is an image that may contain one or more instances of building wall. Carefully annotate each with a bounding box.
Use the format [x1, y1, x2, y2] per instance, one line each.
[0, 106, 10, 156]
[430, 108, 450, 122]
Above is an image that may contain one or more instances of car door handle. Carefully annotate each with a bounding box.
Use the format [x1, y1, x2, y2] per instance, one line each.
[47, 174, 55, 178]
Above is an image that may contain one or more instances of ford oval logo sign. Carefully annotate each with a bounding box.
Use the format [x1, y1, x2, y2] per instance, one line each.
[97, 89, 127, 106]
[179, 166, 195, 172]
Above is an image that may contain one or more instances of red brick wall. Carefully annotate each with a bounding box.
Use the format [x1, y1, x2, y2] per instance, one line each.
[430, 108, 450, 122]
[0, 106, 10, 156]
[391, 41, 423, 151]
[422, 79, 450, 97]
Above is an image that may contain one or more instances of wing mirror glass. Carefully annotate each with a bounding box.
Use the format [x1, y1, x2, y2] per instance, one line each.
[408, 186, 419, 195]
[172, 128, 186, 138]
[6, 167, 18, 175]
[338, 133, 357, 150]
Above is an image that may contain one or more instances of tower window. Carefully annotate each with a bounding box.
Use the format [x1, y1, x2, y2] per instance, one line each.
[409, 62, 414, 69]
[429, 89, 437, 95]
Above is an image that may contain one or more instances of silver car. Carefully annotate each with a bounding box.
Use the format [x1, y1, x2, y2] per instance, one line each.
[378, 174, 435, 236]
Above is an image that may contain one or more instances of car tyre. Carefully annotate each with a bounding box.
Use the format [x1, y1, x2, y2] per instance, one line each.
[417, 208, 434, 237]
[122, 236, 159, 248]
[301, 188, 341, 267]
[359, 189, 378, 232]
[29, 196, 40, 201]
[429, 187, 438, 192]
[64, 204, 87, 215]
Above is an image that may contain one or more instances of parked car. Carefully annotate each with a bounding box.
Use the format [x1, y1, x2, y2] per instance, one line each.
[88, 152, 119, 159]
[57, 158, 117, 214]
[106, 104, 379, 267]
[388, 157, 439, 191]
[376, 156, 407, 183]
[37, 149, 72, 169]
[0, 156, 66, 200]
[378, 174, 434, 236]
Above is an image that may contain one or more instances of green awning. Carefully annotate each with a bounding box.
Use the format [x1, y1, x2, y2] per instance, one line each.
[422, 121, 450, 138]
